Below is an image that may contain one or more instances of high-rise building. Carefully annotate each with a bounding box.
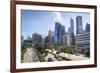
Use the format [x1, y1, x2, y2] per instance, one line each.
[68, 27, 71, 33]
[62, 32, 72, 46]
[68, 18, 75, 45]
[76, 16, 83, 34]
[67, 33, 71, 46]
[61, 25, 65, 35]
[55, 22, 65, 45]
[70, 18, 74, 33]
[68, 18, 74, 34]
[41, 37, 45, 45]
[55, 22, 61, 45]
[48, 30, 54, 45]
[44, 36, 49, 45]
[32, 33, 42, 45]
[86, 23, 90, 32]
[62, 34, 67, 46]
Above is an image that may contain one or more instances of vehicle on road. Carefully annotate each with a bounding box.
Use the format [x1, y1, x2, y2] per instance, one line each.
[48, 58, 54, 62]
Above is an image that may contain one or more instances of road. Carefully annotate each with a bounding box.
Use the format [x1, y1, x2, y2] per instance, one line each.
[22, 48, 89, 63]
[22, 48, 39, 63]
[47, 49, 89, 60]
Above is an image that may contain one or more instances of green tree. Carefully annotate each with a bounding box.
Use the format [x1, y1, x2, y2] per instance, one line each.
[33, 44, 48, 54]
[53, 43, 58, 50]
[60, 45, 76, 54]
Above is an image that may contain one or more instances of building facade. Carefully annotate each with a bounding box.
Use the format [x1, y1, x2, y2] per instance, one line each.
[32, 33, 42, 45]
[62, 32, 71, 46]
[62, 33, 67, 46]
[68, 18, 75, 45]
[86, 23, 90, 32]
[48, 30, 54, 45]
[55, 22, 65, 45]
[76, 16, 83, 34]
[75, 32, 90, 51]
[70, 18, 74, 33]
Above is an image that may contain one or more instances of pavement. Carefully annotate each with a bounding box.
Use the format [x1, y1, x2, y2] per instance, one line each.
[22, 48, 39, 63]
[22, 48, 89, 63]
[49, 49, 89, 60]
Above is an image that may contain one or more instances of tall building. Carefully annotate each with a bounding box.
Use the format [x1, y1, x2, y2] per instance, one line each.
[44, 36, 49, 45]
[70, 18, 74, 33]
[62, 32, 72, 46]
[67, 33, 71, 46]
[32, 33, 42, 45]
[68, 27, 71, 33]
[48, 30, 54, 45]
[61, 25, 65, 35]
[41, 37, 45, 45]
[55, 22, 65, 45]
[86, 23, 90, 32]
[62, 32, 67, 46]
[76, 16, 83, 34]
[68, 18, 75, 45]
[55, 22, 61, 45]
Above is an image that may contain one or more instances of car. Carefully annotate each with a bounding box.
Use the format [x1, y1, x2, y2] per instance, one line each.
[48, 58, 54, 62]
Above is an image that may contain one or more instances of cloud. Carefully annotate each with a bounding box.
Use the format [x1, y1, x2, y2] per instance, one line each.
[52, 12, 62, 23]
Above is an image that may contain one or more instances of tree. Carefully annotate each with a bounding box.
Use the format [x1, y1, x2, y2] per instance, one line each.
[21, 43, 32, 51]
[53, 43, 58, 50]
[33, 44, 49, 54]
[60, 45, 76, 58]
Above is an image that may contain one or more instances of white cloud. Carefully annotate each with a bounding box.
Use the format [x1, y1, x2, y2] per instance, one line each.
[52, 12, 62, 23]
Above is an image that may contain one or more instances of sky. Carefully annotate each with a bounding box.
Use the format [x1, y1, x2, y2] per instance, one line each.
[21, 10, 90, 40]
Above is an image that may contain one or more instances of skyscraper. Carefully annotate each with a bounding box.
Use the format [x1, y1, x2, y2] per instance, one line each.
[48, 30, 54, 45]
[70, 18, 74, 33]
[86, 23, 90, 32]
[44, 36, 49, 45]
[62, 34, 67, 46]
[68, 18, 74, 34]
[76, 16, 83, 34]
[68, 18, 75, 45]
[61, 25, 65, 35]
[68, 27, 71, 34]
[55, 22, 65, 45]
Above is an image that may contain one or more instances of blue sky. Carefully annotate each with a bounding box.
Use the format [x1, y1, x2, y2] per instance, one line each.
[21, 10, 90, 40]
